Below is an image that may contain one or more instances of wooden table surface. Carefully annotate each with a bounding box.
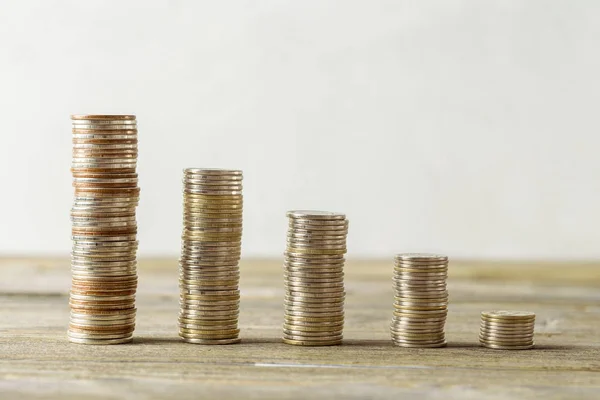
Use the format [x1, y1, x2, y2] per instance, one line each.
[1, 257, 599, 399]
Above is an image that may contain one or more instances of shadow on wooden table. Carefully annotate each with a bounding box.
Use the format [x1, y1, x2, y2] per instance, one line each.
[130, 337, 579, 352]
[448, 341, 579, 351]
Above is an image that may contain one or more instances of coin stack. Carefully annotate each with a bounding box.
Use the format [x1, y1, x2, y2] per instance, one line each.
[479, 311, 535, 350]
[68, 114, 139, 345]
[178, 168, 243, 345]
[390, 253, 449, 348]
[283, 210, 348, 346]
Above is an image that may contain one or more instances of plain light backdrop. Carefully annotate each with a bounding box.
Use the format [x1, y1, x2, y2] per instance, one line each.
[0, 0, 598, 259]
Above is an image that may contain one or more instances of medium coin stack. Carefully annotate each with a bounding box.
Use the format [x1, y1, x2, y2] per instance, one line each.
[390, 253, 449, 348]
[68, 114, 139, 345]
[178, 168, 243, 345]
[283, 210, 348, 346]
[479, 311, 535, 350]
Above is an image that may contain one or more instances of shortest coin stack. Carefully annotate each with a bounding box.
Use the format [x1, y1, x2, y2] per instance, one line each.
[479, 311, 535, 350]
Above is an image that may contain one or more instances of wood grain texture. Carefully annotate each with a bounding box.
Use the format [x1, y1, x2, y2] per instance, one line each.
[1, 257, 599, 400]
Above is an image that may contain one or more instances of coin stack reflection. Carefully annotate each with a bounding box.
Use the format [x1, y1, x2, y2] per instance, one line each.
[390, 253, 448, 348]
[178, 168, 243, 344]
[68, 115, 139, 345]
[283, 211, 348, 346]
[479, 311, 535, 350]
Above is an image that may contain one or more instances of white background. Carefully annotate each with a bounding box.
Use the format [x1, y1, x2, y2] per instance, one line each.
[0, 1, 598, 259]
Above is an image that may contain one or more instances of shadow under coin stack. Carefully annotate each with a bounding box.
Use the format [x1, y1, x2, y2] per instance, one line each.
[178, 168, 243, 344]
[283, 210, 348, 346]
[479, 311, 535, 350]
[390, 253, 449, 348]
[68, 114, 139, 345]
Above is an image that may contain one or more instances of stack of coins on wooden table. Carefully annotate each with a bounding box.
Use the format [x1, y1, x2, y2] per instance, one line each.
[479, 311, 535, 350]
[178, 168, 243, 344]
[68, 114, 139, 345]
[390, 253, 449, 348]
[282, 210, 348, 346]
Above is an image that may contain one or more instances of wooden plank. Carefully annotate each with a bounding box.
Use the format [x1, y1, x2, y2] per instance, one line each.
[1, 258, 599, 399]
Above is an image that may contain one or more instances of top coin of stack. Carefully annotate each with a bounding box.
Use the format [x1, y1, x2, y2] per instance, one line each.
[479, 310, 535, 350]
[283, 210, 348, 346]
[68, 114, 139, 345]
[390, 253, 449, 348]
[178, 168, 243, 345]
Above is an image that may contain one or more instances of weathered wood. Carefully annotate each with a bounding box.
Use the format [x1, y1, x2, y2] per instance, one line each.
[1, 258, 599, 399]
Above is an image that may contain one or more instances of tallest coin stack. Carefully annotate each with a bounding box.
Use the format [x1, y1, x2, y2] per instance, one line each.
[68, 115, 139, 345]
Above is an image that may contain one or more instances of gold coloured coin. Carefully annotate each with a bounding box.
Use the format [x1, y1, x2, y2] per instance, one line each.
[481, 310, 535, 320]
[282, 338, 342, 346]
[480, 342, 535, 350]
[180, 337, 241, 345]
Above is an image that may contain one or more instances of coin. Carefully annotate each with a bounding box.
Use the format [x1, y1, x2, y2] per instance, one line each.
[72, 114, 136, 120]
[390, 340, 447, 348]
[284, 268, 344, 276]
[178, 298, 239, 305]
[178, 317, 238, 325]
[286, 210, 345, 219]
[180, 307, 239, 315]
[286, 238, 348, 247]
[180, 272, 240, 279]
[481, 310, 536, 321]
[390, 323, 445, 331]
[179, 323, 239, 331]
[70, 318, 136, 327]
[282, 322, 345, 332]
[288, 223, 348, 232]
[394, 302, 448, 310]
[68, 325, 135, 334]
[284, 313, 345, 322]
[288, 233, 347, 241]
[68, 336, 133, 345]
[480, 342, 535, 350]
[281, 338, 342, 346]
[284, 275, 344, 283]
[478, 334, 535, 342]
[72, 275, 136, 282]
[286, 239, 347, 248]
[480, 323, 536, 332]
[284, 307, 344, 315]
[285, 280, 345, 289]
[284, 298, 345, 308]
[180, 334, 240, 342]
[284, 253, 345, 261]
[72, 248, 138, 256]
[284, 259, 345, 267]
[71, 284, 137, 292]
[180, 327, 240, 335]
[283, 333, 343, 341]
[283, 328, 344, 337]
[180, 262, 239, 269]
[184, 197, 243, 205]
[180, 338, 241, 345]
[395, 253, 448, 262]
[179, 307, 239, 315]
